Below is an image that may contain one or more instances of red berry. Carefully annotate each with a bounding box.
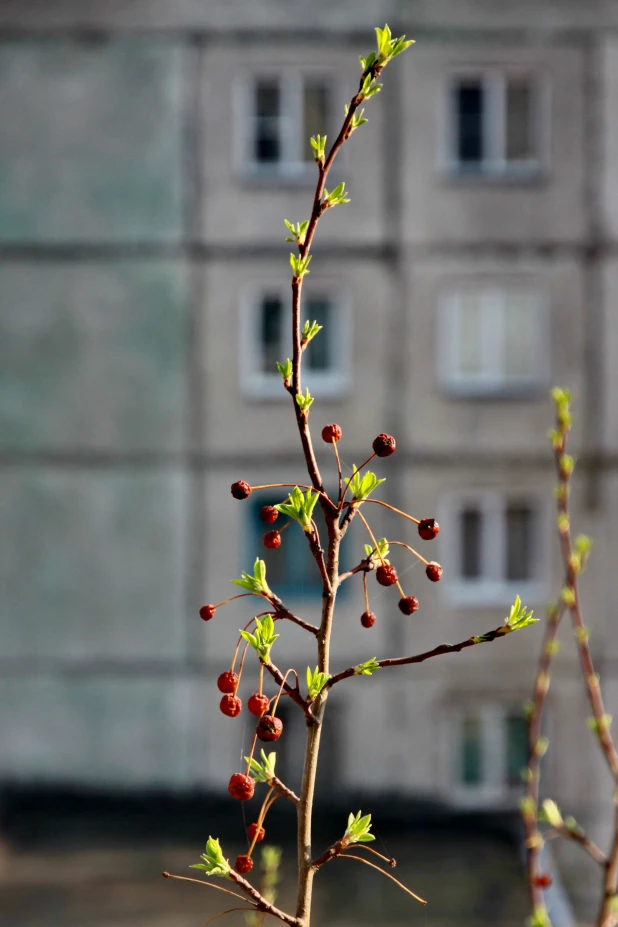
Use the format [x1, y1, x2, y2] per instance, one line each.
[228, 773, 255, 801]
[256, 715, 283, 742]
[231, 480, 251, 500]
[217, 671, 238, 694]
[248, 823, 265, 843]
[533, 873, 552, 888]
[220, 694, 242, 717]
[372, 433, 396, 458]
[425, 561, 443, 582]
[376, 563, 398, 587]
[263, 530, 282, 550]
[398, 596, 419, 615]
[322, 424, 342, 443]
[199, 604, 216, 621]
[361, 611, 376, 628]
[260, 505, 279, 524]
[235, 854, 253, 874]
[248, 693, 270, 717]
[418, 518, 440, 541]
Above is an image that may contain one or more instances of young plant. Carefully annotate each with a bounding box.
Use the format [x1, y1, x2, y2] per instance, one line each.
[165, 27, 536, 927]
[523, 390, 618, 927]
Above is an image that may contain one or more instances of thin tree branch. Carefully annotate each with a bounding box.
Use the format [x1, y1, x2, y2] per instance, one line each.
[325, 623, 519, 690]
[548, 823, 607, 867]
[269, 595, 319, 636]
[163, 873, 253, 905]
[270, 775, 300, 806]
[201, 907, 256, 926]
[337, 557, 372, 585]
[337, 853, 427, 905]
[229, 870, 301, 926]
[262, 658, 317, 725]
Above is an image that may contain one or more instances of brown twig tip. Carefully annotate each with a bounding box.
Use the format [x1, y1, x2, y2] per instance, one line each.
[162, 871, 170, 878]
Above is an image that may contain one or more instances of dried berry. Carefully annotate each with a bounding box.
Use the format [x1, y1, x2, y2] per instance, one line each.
[228, 773, 255, 801]
[425, 561, 443, 582]
[398, 596, 419, 615]
[217, 671, 239, 694]
[248, 693, 270, 717]
[234, 854, 254, 874]
[248, 823, 265, 843]
[372, 433, 396, 458]
[231, 480, 251, 500]
[322, 423, 342, 443]
[532, 873, 552, 888]
[199, 604, 216, 621]
[264, 530, 282, 550]
[418, 518, 439, 541]
[376, 563, 398, 587]
[220, 694, 242, 717]
[260, 505, 279, 524]
[361, 611, 376, 628]
[256, 715, 283, 742]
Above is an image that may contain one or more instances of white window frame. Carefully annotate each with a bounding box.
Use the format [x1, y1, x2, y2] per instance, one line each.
[443, 69, 550, 179]
[235, 70, 337, 180]
[447, 702, 531, 808]
[437, 280, 550, 397]
[439, 490, 547, 607]
[239, 282, 351, 399]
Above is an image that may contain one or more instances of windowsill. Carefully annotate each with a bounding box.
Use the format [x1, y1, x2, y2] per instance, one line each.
[439, 381, 548, 401]
[448, 784, 524, 810]
[238, 163, 342, 189]
[241, 374, 349, 401]
[442, 165, 548, 188]
[442, 579, 544, 608]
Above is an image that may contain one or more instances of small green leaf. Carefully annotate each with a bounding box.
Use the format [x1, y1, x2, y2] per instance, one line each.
[290, 253, 312, 278]
[284, 219, 309, 245]
[345, 468, 386, 502]
[301, 319, 323, 345]
[241, 614, 279, 663]
[309, 134, 327, 163]
[505, 596, 537, 632]
[232, 558, 272, 596]
[295, 388, 314, 413]
[306, 665, 330, 700]
[190, 836, 231, 878]
[354, 658, 380, 676]
[275, 486, 319, 531]
[244, 749, 277, 783]
[323, 181, 350, 209]
[364, 537, 389, 560]
[276, 358, 293, 383]
[540, 799, 563, 829]
[344, 810, 375, 844]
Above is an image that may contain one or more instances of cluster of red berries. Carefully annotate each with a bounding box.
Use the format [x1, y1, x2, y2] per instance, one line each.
[217, 671, 283, 741]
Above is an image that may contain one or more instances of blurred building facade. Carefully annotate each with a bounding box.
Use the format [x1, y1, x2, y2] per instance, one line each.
[2, 0, 618, 911]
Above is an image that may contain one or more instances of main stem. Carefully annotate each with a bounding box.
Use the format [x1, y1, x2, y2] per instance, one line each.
[295, 516, 341, 926]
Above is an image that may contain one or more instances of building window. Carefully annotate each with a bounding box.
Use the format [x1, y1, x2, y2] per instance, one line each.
[243, 73, 333, 177]
[247, 493, 348, 599]
[438, 283, 548, 396]
[442, 492, 543, 605]
[448, 72, 546, 178]
[241, 286, 349, 398]
[451, 704, 529, 805]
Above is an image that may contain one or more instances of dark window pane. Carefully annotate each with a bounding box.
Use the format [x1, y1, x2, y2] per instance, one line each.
[506, 713, 528, 785]
[305, 296, 331, 371]
[303, 81, 329, 162]
[506, 79, 534, 162]
[260, 295, 283, 375]
[455, 81, 484, 165]
[460, 507, 482, 578]
[461, 713, 483, 785]
[254, 80, 281, 163]
[505, 503, 533, 580]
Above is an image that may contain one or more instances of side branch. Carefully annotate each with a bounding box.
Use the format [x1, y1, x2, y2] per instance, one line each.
[270, 596, 319, 636]
[229, 871, 300, 926]
[270, 775, 300, 806]
[326, 625, 518, 689]
[262, 658, 318, 726]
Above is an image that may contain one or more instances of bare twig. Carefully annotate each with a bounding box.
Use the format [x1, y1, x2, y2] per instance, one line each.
[163, 873, 253, 905]
[338, 853, 427, 905]
[325, 623, 520, 690]
[229, 870, 301, 926]
[262, 658, 317, 725]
